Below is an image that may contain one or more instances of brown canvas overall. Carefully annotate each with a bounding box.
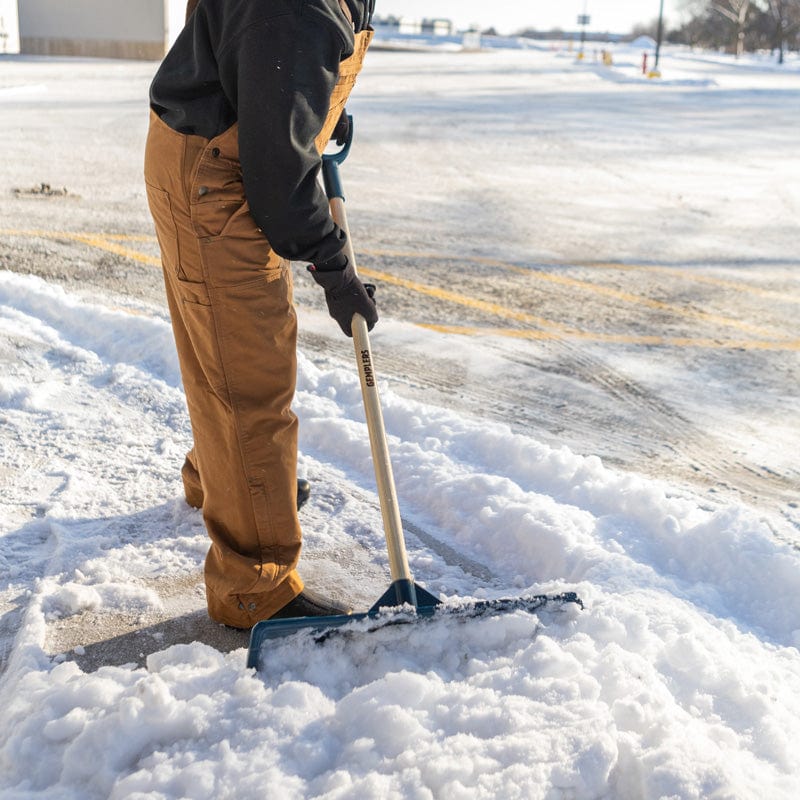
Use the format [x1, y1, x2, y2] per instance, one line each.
[144, 30, 372, 628]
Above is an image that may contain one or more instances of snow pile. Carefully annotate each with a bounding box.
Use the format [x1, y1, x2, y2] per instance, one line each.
[2, 269, 800, 799]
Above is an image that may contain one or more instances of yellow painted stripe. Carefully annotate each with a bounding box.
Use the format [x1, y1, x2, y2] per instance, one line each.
[357, 266, 574, 334]
[70, 234, 162, 267]
[418, 323, 800, 352]
[360, 248, 792, 340]
[356, 265, 798, 349]
[102, 233, 159, 244]
[1, 228, 72, 239]
[581, 260, 800, 304]
[3, 229, 796, 350]
[495, 262, 786, 339]
[0, 228, 162, 267]
[361, 246, 800, 306]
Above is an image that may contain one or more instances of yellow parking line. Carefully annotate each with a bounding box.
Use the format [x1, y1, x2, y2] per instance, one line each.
[498, 263, 786, 339]
[3, 229, 796, 351]
[70, 233, 162, 267]
[418, 323, 800, 352]
[360, 248, 793, 340]
[358, 266, 574, 334]
[580, 260, 800, 304]
[0, 228, 161, 268]
[361, 247, 800, 306]
[102, 233, 160, 244]
[359, 266, 799, 351]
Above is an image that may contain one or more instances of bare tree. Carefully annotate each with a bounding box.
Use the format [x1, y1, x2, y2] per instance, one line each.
[670, 0, 800, 54]
[765, 0, 800, 62]
[711, 0, 752, 55]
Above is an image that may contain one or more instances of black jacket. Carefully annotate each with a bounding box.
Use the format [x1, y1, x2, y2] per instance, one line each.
[150, 0, 372, 267]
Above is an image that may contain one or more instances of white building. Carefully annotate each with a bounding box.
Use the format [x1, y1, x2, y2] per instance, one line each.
[423, 18, 454, 36]
[13, 0, 184, 60]
[0, 0, 20, 53]
[375, 16, 455, 37]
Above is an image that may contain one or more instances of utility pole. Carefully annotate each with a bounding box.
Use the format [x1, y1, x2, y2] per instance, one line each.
[577, 1, 590, 60]
[649, 0, 666, 78]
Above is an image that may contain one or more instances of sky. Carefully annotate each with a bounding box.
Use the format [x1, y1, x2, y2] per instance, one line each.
[378, 0, 686, 35]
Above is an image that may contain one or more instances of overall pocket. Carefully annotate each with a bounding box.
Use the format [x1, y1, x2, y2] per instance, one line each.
[145, 184, 181, 274]
[175, 280, 229, 400]
[190, 153, 247, 239]
[190, 148, 282, 287]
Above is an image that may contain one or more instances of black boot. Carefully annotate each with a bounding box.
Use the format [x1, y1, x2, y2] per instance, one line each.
[270, 587, 352, 619]
[296, 478, 311, 511]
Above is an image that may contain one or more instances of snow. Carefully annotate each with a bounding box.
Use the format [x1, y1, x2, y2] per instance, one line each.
[2, 42, 800, 799]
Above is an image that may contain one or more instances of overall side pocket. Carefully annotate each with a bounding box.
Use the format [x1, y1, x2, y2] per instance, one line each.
[145, 183, 181, 276]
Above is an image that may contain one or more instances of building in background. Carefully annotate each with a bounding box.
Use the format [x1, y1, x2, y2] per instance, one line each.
[14, 0, 184, 60]
[0, 0, 20, 53]
[374, 16, 456, 36]
[370, 15, 480, 51]
[422, 19, 454, 36]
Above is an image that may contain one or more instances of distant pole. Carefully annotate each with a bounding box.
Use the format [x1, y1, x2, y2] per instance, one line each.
[648, 0, 665, 78]
[577, 0, 590, 60]
[654, 0, 665, 71]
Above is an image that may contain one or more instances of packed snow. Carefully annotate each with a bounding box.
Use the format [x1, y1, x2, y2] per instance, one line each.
[1, 40, 800, 800]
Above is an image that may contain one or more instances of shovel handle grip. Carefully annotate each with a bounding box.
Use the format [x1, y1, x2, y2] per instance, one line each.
[321, 113, 353, 201]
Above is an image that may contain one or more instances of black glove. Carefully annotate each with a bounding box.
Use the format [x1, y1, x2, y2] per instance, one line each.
[331, 111, 351, 146]
[309, 255, 378, 337]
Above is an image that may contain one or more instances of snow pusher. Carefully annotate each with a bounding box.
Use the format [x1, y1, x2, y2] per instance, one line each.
[246, 117, 581, 669]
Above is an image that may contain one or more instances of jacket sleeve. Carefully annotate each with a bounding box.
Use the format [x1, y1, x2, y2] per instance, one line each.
[223, 12, 354, 265]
